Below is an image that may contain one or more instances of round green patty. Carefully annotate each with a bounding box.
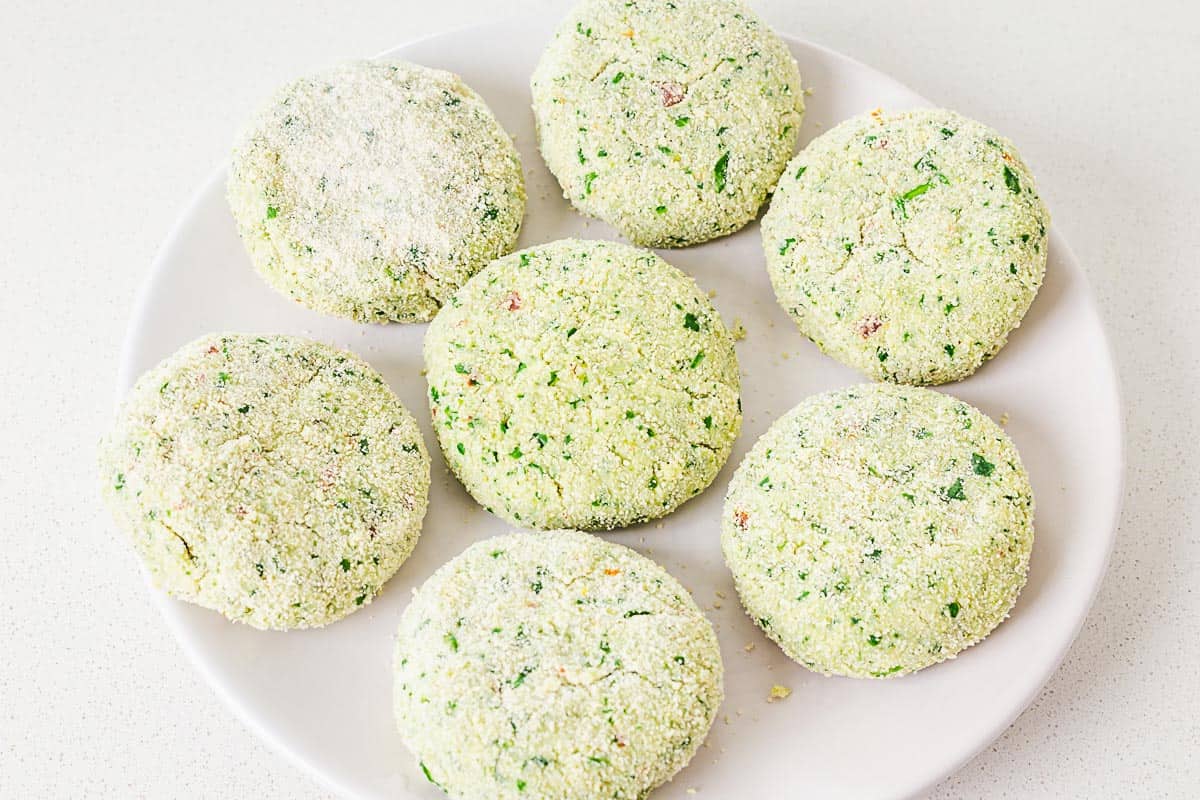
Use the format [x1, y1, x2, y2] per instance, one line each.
[228, 59, 525, 323]
[722, 383, 1034, 678]
[394, 530, 723, 800]
[762, 108, 1049, 384]
[98, 333, 430, 629]
[424, 238, 741, 530]
[531, 0, 803, 247]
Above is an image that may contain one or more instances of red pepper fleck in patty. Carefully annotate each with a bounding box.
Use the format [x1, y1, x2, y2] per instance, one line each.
[656, 81, 685, 107]
[856, 315, 883, 338]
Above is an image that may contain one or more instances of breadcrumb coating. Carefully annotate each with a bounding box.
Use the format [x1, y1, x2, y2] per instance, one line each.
[763, 108, 1049, 384]
[98, 333, 430, 629]
[722, 383, 1034, 678]
[425, 239, 741, 530]
[394, 530, 723, 800]
[229, 60, 525, 323]
[532, 0, 803, 247]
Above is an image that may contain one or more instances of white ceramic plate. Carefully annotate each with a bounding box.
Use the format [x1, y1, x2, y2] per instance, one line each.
[117, 16, 1123, 800]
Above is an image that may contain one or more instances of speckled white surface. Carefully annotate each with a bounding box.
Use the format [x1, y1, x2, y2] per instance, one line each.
[1, 1, 1196, 798]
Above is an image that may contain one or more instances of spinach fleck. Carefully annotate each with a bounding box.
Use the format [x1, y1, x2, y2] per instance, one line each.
[713, 152, 729, 192]
[1003, 164, 1021, 194]
[971, 453, 995, 476]
[943, 478, 966, 501]
[901, 182, 933, 201]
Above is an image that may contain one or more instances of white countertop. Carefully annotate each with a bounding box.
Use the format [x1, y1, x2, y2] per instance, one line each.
[2, 0, 1196, 797]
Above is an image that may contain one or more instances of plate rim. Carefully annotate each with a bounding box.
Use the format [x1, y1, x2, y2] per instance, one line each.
[114, 19, 1127, 800]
